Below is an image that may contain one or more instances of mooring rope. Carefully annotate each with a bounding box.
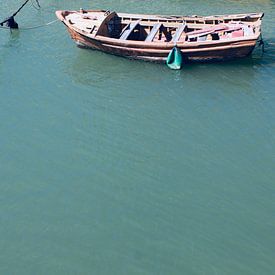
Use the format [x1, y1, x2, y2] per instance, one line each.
[0, 19, 58, 30]
[31, 0, 41, 11]
[257, 33, 265, 53]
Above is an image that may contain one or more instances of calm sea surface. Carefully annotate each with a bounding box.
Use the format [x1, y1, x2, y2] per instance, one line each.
[0, 1, 274, 274]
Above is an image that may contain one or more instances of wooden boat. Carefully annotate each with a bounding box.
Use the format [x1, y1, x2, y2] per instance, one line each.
[56, 9, 264, 63]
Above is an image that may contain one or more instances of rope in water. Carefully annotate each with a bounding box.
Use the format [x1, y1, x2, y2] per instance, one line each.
[0, 19, 58, 30]
[31, 0, 41, 10]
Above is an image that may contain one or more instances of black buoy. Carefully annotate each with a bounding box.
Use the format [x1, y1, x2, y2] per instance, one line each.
[0, 0, 40, 29]
[5, 16, 19, 29]
[0, 16, 18, 29]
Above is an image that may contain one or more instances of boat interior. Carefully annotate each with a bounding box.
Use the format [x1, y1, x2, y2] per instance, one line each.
[63, 10, 259, 43]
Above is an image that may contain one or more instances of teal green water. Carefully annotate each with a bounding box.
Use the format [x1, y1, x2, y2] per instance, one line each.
[1, 1, 275, 274]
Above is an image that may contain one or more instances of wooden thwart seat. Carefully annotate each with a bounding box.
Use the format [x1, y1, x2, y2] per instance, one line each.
[172, 23, 187, 43]
[145, 23, 162, 42]
[120, 20, 141, 40]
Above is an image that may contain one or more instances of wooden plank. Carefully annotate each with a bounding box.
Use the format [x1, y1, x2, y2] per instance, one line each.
[187, 25, 227, 39]
[145, 23, 162, 42]
[120, 20, 141, 40]
[172, 23, 186, 42]
[187, 25, 242, 40]
[117, 12, 264, 23]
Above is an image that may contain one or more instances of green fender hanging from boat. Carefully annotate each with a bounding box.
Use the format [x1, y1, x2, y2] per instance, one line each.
[166, 46, 183, 70]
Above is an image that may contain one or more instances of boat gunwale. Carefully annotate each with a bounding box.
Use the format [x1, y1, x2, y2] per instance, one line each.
[56, 10, 264, 22]
[62, 19, 260, 50]
[74, 30, 258, 52]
